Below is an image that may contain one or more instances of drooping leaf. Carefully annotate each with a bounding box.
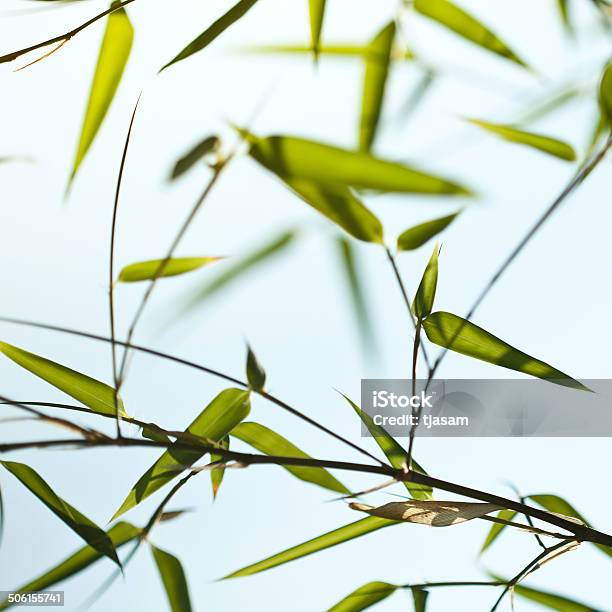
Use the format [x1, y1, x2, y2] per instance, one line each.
[69, 1, 133, 182]
[350, 500, 501, 526]
[0, 341, 127, 417]
[397, 212, 460, 251]
[412, 244, 439, 320]
[151, 544, 192, 612]
[412, 588, 429, 612]
[480, 509, 518, 554]
[0, 521, 140, 611]
[414, 0, 527, 68]
[340, 394, 433, 500]
[467, 119, 576, 161]
[245, 345, 266, 391]
[112, 389, 250, 520]
[599, 61, 612, 127]
[244, 43, 414, 60]
[224, 516, 397, 578]
[556, 0, 572, 31]
[160, 0, 259, 71]
[0, 462, 119, 566]
[230, 421, 349, 494]
[118, 257, 222, 283]
[328, 581, 398, 612]
[170, 136, 220, 180]
[210, 436, 230, 500]
[421, 312, 589, 390]
[308, 0, 326, 58]
[360, 22, 395, 151]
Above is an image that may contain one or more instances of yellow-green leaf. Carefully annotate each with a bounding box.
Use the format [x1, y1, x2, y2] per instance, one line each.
[151, 545, 192, 612]
[412, 244, 439, 320]
[0, 341, 127, 417]
[599, 61, 612, 127]
[118, 257, 222, 283]
[329, 581, 398, 612]
[397, 212, 460, 251]
[414, 0, 526, 68]
[112, 389, 250, 520]
[412, 588, 429, 612]
[360, 22, 395, 151]
[480, 509, 518, 554]
[70, 1, 133, 181]
[244, 43, 414, 60]
[422, 311, 588, 390]
[230, 421, 349, 494]
[467, 119, 576, 161]
[245, 346, 266, 391]
[210, 436, 229, 500]
[308, 0, 326, 58]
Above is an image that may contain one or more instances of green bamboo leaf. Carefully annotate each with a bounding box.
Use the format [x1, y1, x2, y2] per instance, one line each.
[421, 312, 589, 390]
[245, 345, 266, 391]
[151, 544, 192, 612]
[308, 0, 326, 58]
[243, 43, 414, 60]
[328, 581, 398, 612]
[412, 588, 429, 612]
[224, 516, 397, 578]
[599, 61, 612, 127]
[0, 521, 140, 611]
[397, 212, 460, 251]
[414, 0, 527, 68]
[118, 257, 222, 283]
[0, 341, 127, 417]
[210, 436, 229, 500]
[557, 0, 572, 31]
[412, 244, 439, 320]
[160, 0, 259, 71]
[230, 421, 349, 494]
[0, 461, 119, 566]
[112, 388, 250, 520]
[467, 119, 576, 161]
[340, 394, 433, 500]
[360, 22, 395, 151]
[170, 136, 220, 180]
[242, 130, 471, 195]
[70, 1, 133, 182]
[480, 509, 518, 554]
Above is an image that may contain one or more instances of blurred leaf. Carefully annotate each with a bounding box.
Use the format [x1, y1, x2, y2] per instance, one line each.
[0, 522, 140, 610]
[414, 0, 527, 68]
[0, 461, 119, 566]
[412, 588, 429, 612]
[112, 389, 250, 520]
[397, 212, 460, 251]
[585, 112, 607, 160]
[161, 0, 259, 71]
[231, 421, 349, 493]
[557, 0, 572, 31]
[328, 581, 398, 611]
[599, 61, 612, 127]
[224, 516, 397, 578]
[151, 544, 192, 612]
[308, 0, 326, 58]
[210, 436, 229, 500]
[0, 341, 127, 417]
[244, 43, 414, 60]
[480, 509, 518, 554]
[467, 119, 576, 161]
[70, 1, 133, 182]
[245, 345, 266, 391]
[421, 312, 589, 390]
[158, 509, 193, 523]
[170, 136, 220, 180]
[360, 22, 395, 151]
[516, 84, 583, 125]
[118, 257, 222, 283]
[340, 394, 433, 500]
[0, 483, 4, 550]
[412, 244, 439, 319]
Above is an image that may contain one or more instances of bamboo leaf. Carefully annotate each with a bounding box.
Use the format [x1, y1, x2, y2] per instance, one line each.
[230, 421, 349, 494]
[161, 0, 259, 71]
[421, 312, 589, 390]
[480, 509, 518, 554]
[170, 136, 220, 180]
[557, 0, 572, 31]
[329, 581, 398, 612]
[210, 436, 230, 500]
[397, 212, 460, 251]
[360, 22, 395, 151]
[244, 43, 414, 60]
[414, 0, 527, 68]
[308, 0, 326, 58]
[467, 119, 576, 161]
[245, 346, 266, 391]
[0, 521, 140, 611]
[112, 389, 250, 520]
[599, 61, 612, 127]
[118, 257, 222, 283]
[0, 341, 127, 417]
[412, 244, 439, 320]
[151, 544, 192, 612]
[70, 1, 133, 182]
[224, 516, 397, 578]
[412, 588, 429, 612]
[0, 461, 120, 566]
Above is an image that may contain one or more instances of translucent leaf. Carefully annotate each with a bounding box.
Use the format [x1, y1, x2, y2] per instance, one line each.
[151, 544, 192, 612]
[224, 516, 397, 578]
[412, 588, 429, 612]
[245, 43, 414, 60]
[245, 345, 266, 391]
[412, 244, 439, 320]
[421, 311, 589, 390]
[467, 119, 576, 161]
[230, 421, 349, 494]
[557, 0, 572, 31]
[0, 341, 127, 417]
[161, 0, 259, 71]
[118, 257, 222, 283]
[414, 0, 527, 68]
[70, 1, 133, 182]
[0, 461, 119, 566]
[328, 581, 398, 612]
[599, 61, 612, 127]
[210, 436, 230, 500]
[112, 389, 250, 520]
[170, 136, 220, 180]
[397, 212, 460, 251]
[360, 22, 395, 151]
[480, 509, 518, 554]
[308, 0, 326, 58]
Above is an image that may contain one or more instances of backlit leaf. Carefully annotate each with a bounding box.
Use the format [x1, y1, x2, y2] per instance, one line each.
[480, 509, 518, 554]
[245, 346, 266, 391]
[412, 588, 429, 612]
[170, 136, 220, 180]
[329, 581, 398, 612]
[308, 0, 326, 58]
[421, 311, 588, 390]
[412, 244, 439, 320]
[151, 544, 192, 612]
[118, 257, 222, 283]
[599, 62, 612, 127]
[397, 212, 460, 251]
[210, 436, 230, 500]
